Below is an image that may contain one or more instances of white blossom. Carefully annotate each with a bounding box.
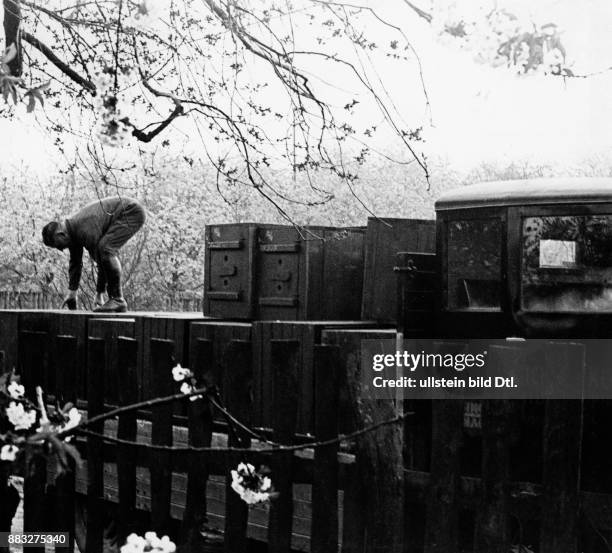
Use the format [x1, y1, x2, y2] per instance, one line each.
[7, 381, 24, 399]
[6, 401, 37, 431]
[120, 532, 175, 553]
[179, 381, 201, 402]
[261, 476, 272, 492]
[172, 364, 192, 382]
[60, 407, 82, 433]
[0, 444, 18, 462]
[230, 463, 274, 505]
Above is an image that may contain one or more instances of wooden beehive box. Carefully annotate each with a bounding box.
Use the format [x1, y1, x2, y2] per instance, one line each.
[136, 313, 207, 401]
[252, 320, 381, 434]
[361, 218, 435, 323]
[203, 223, 365, 320]
[89, 316, 137, 406]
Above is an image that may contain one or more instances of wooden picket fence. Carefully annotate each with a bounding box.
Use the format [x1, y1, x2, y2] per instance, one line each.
[0, 290, 57, 310]
[0, 290, 204, 312]
[3, 311, 612, 552]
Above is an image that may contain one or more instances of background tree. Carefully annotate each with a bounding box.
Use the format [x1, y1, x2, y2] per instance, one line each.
[1, 0, 437, 217]
[0, 0, 589, 308]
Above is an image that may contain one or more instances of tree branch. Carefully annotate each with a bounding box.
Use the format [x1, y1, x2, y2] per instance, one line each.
[21, 30, 95, 93]
[3, 0, 22, 75]
[403, 0, 432, 23]
[127, 104, 184, 143]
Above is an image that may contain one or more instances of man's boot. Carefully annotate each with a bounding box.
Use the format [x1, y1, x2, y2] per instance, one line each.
[93, 256, 128, 313]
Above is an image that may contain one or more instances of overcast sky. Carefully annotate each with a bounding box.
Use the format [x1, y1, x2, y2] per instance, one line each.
[2, 0, 612, 174]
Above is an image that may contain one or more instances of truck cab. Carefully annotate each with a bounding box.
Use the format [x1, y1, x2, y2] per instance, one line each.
[435, 178, 612, 338]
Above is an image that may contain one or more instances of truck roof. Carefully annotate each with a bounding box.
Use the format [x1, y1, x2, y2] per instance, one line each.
[435, 178, 612, 211]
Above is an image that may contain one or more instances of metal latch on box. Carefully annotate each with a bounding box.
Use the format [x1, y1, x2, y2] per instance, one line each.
[393, 258, 417, 275]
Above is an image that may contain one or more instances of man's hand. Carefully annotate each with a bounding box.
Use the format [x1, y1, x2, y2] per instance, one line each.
[62, 290, 77, 310]
[95, 293, 105, 308]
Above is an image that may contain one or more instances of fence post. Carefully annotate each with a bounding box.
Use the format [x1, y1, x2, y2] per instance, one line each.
[540, 342, 584, 553]
[267, 339, 300, 553]
[424, 342, 466, 553]
[311, 344, 340, 553]
[181, 337, 214, 552]
[86, 337, 106, 553]
[54, 335, 78, 553]
[22, 329, 50, 553]
[149, 338, 175, 536]
[19, 330, 48, 393]
[117, 337, 139, 542]
[223, 339, 253, 553]
[324, 329, 404, 553]
[23, 451, 46, 553]
[473, 344, 521, 553]
[55, 335, 79, 405]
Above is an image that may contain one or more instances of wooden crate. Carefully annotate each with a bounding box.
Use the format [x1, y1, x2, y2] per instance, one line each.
[17, 310, 57, 393]
[362, 218, 435, 322]
[189, 320, 252, 386]
[253, 320, 379, 434]
[136, 313, 207, 401]
[204, 223, 365, 320]
[15, 310, 127, 400]
[89, 317, 137, 406]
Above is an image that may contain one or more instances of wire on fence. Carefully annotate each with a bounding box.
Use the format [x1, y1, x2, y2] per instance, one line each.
[72, 411, 414, 454]
[48, 380, 412, 455]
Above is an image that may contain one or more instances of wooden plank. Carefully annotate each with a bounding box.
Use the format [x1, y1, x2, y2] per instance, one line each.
[86, 337, 106, 553]
[396, 252, 437, 337]
[474, 345, 523, 553]
[311, 344, 340, 553]
[424, 397, 464, 553]
[181, 338, 214, 551]
[116, 337, 139, 542]
[424, 343, 466, 553]
[20, 320, 51, 553]
[23, 450, 47, 553]
[252, 322, 268, 429]
[89, 317, 136, 406]
[149, 338, 175, 535]
[319, 228, 365, 320]
[0, 310, 18, 373]
[539, 342, 584, 553]
[223, 339, 253, 553]
[55, 335, 78, 405]
[54, 463, 76, 553]
[53, 336, 78, 553]
[362, 218, 435, 322]
[473, 357, 514, 552]
[189, 321, 252, 425]
[474, 399, 513, 553]
[53, 313, 93, 400]
[324, 329, 403, 553]
[267, 339, 300, 553]
[19, 330, 48, 394]
[255, 321, 379, 435]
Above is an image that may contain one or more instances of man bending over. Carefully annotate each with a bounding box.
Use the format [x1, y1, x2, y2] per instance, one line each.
[42, 196, 146, 313]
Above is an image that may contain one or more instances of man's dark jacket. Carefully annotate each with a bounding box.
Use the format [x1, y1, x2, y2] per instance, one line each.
[65, 197, 145, 291]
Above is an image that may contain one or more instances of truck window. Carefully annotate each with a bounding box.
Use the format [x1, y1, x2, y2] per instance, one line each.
[447, 219, 502, 310]
[522, 215, 612, 312]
